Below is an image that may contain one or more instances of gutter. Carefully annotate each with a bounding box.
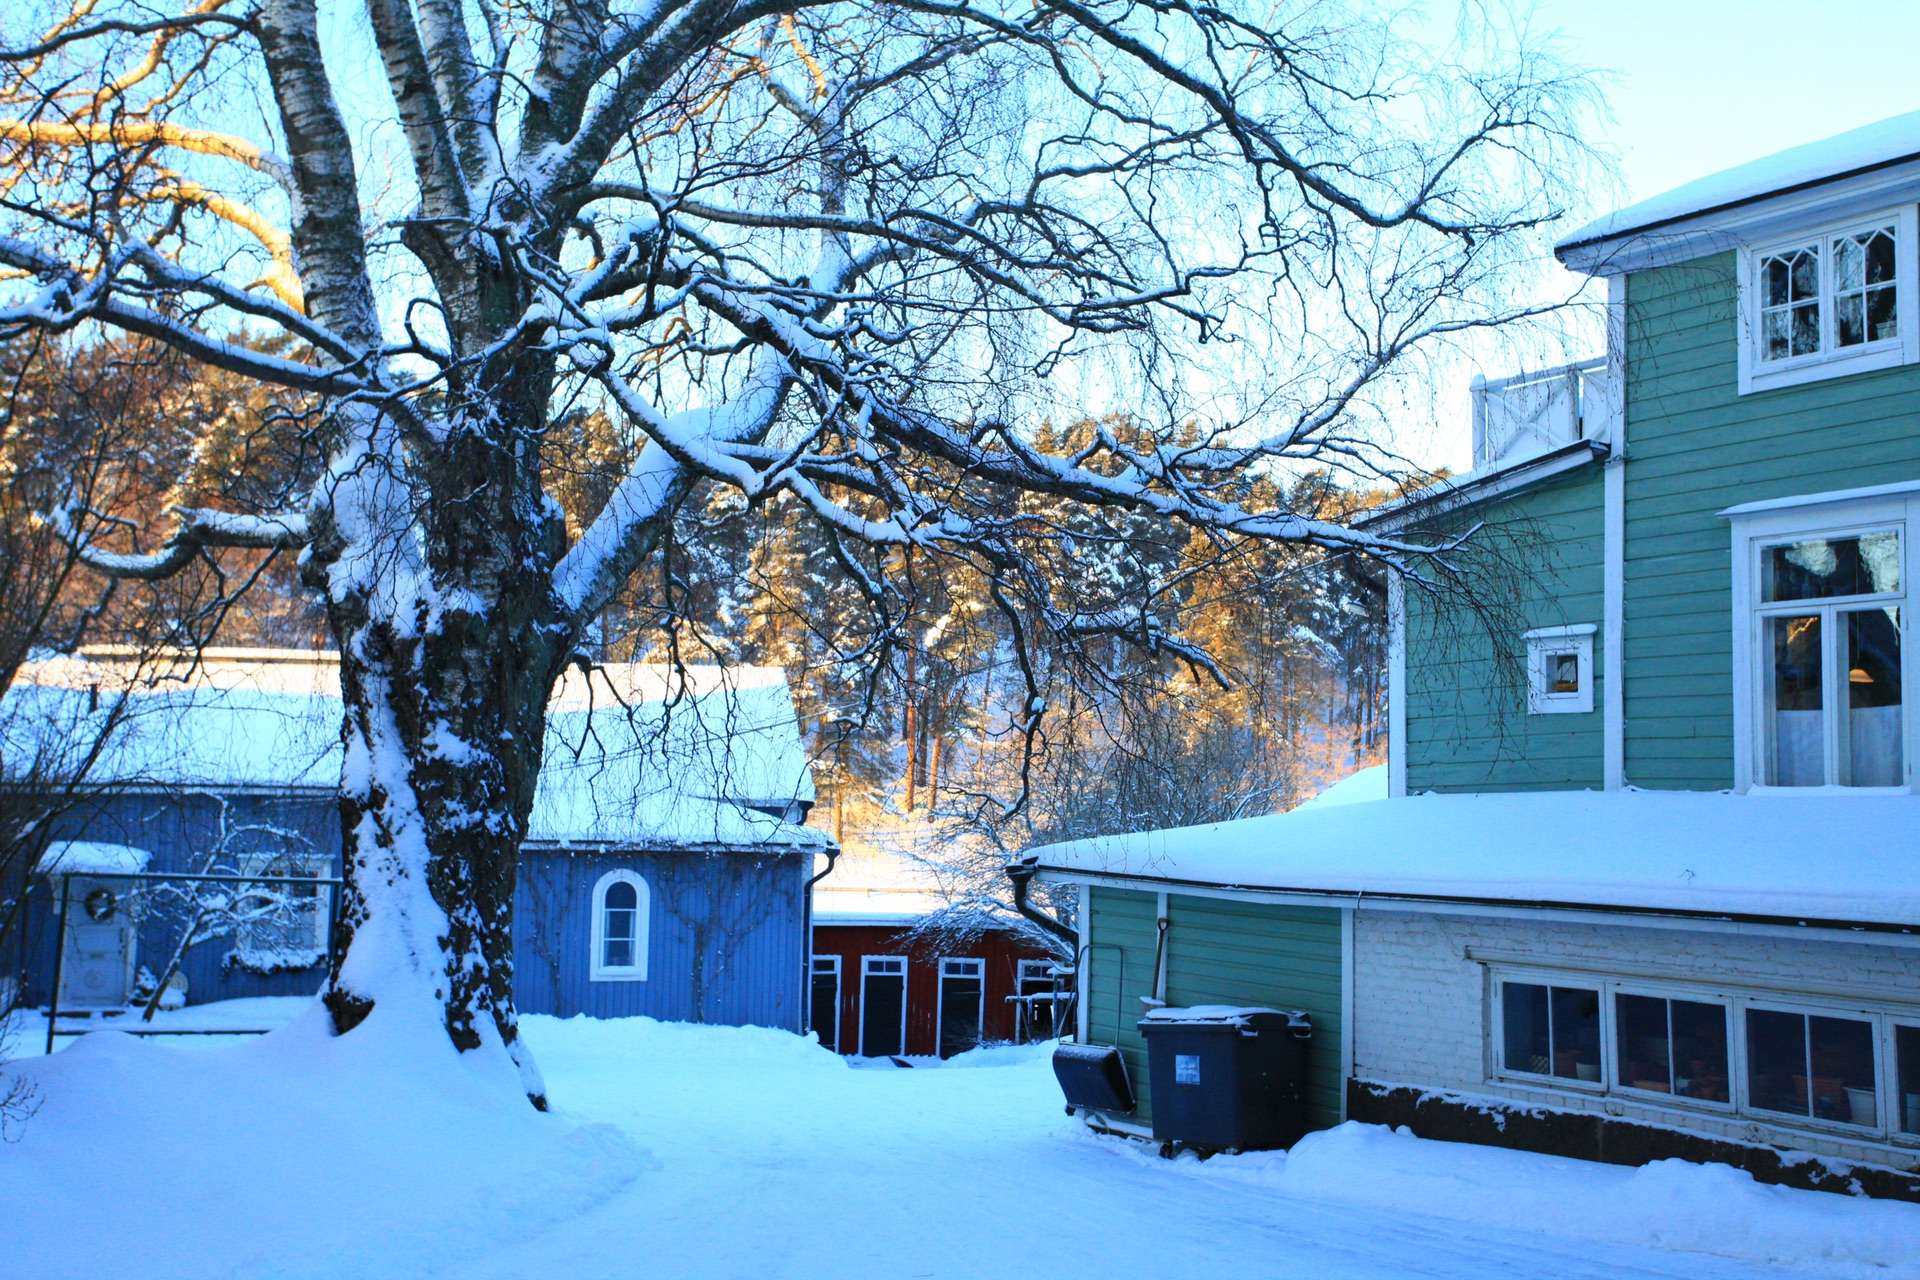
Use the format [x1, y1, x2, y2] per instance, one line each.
[1357, 439, 1607, 533]
[1004, 856, 1078, 946]
[1028, 864, 1920, 938]
[799, 842, 840, 1038]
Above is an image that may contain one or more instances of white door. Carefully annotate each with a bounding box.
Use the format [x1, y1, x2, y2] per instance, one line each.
[59, 879, 136, 1011]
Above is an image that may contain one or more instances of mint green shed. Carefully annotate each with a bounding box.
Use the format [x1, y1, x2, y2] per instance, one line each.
[1068, 882, 1347, 1136]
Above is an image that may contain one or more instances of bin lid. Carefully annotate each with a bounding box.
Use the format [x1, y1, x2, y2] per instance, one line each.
[1140, 1004, 1285, 1028]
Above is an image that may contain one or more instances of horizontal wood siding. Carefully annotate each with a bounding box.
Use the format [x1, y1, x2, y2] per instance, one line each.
[1621, 255, 1920, 788]
[1085, 885, 1160, 1123]
[1404, 465, 1606, 792]
[1163, 895, 1345, 1130]
[1085, 887, 1346, 1134]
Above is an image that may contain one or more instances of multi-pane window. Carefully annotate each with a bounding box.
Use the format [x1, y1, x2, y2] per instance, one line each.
[589, 869, 648, 980]
[1501, 982, 1601, 1082]
[1615, 993, 1730, 1102]
[1756, 529, 1904, 787]
[1746, 1008, 1878, 1126]
[1758, 224, 1899, 363]
[601, 880, 638, 968]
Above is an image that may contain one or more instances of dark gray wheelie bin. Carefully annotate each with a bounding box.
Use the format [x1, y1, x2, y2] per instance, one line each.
[1138, 1005, 1312, 1150]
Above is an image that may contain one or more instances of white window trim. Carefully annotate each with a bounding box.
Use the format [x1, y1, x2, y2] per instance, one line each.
[860, 955, 908, 1057]
[588, 868, 650, 982]
[1489, 966, 1920, 1145]
[936, 957, 985, 1058]
[1524, 624, 1596, 715]
[1727, 491, 1916, 793]
[811, 954, 841, 1050]
[1736, 205, 1920, 396]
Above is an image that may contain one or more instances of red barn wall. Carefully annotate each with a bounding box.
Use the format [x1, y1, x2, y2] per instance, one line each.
[810, 923, 1058, 1057]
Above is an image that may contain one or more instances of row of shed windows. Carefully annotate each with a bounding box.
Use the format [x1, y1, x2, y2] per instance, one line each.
[1494, 973, 1920, 1139]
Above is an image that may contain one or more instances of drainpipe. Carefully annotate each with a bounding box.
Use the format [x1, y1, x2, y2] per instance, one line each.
[800, 843, 840, 1035]
[1004, 857, 1076, 947]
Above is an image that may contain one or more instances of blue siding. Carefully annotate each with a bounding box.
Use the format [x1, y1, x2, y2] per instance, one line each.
[16, 789, 811, 1032]
[515, 848, 808, 1030]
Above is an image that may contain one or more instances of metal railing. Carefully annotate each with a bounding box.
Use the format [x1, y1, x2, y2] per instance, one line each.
[1471, 356, 1618, 472]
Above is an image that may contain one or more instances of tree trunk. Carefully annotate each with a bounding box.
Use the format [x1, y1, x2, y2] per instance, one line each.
[308, 388, 568, 1108]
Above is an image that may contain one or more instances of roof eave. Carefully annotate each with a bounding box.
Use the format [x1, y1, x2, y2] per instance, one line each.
[1031, 863, 1920, 936]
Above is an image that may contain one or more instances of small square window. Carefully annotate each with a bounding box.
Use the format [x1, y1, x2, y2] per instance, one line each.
[1525, 626, 1595, 715]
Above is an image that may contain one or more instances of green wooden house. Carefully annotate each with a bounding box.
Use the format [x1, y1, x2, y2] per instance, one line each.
[1029, 112, 1920, 1199]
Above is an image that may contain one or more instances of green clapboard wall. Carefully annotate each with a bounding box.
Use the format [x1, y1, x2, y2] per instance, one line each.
[1085, 885, 1345, 1133]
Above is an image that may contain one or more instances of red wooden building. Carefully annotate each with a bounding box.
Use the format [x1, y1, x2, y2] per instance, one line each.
[809, 889, 1065, 1058]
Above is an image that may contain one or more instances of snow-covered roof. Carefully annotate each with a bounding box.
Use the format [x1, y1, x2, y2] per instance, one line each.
[812, 887, 947, 926]
[1030, 789, 1920, 928]
[1558, 111, 1920, 254]
[1295, 765, 1386, 810]
[5, 652, 823, 851]
[34, 841, 151, 877]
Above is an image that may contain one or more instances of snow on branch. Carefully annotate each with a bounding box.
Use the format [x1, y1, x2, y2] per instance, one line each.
[38, 504, 310, 581]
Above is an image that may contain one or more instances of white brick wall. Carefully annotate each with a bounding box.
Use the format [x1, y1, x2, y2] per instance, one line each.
[1352, 909, 1920, 1169]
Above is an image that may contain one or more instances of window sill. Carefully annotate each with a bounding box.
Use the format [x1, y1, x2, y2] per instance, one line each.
[1743, 784, 1913, 796]
[588, 969, 647, 983]
[1740, 341, 1909, 396]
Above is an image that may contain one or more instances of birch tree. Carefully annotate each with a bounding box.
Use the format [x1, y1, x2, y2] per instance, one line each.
[0, 0, 1587, 1103]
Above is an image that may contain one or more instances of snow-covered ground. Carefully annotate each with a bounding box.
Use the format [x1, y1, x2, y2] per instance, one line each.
[4, 1005, 1919, 1279]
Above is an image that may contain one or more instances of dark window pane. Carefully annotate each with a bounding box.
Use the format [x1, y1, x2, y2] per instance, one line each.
[1869, 285, 1899, 342]
[1765, 256, 1790, 307]
[1834, 235, 1865, 291]
[1551, 986, 1602, 1082]
[1898, 1025, 1920, 1135]
[1748, 1008, 1810, 1116]
[1763, 309, 1789, 360]
[605, 881, 637, 910]
[1844, 608, 1903, 787]
[1771, 615, 1824, 786]
[1550, 652, 1580, 694]
[1836, 293, 1865, 346]
[1791, 302, 1820, 355]
[1503, 982, 1551, 1075]
[1616, 994, 1671, 1093]
[1809, 1015, 1876, 1125]
[1764, 532, 1902, 601]
[1670, 1000, 1730, 1102]
[1791, 248, 1819, 299]
[603, 934, 632, 968]
[1866, 228, 1897, 284]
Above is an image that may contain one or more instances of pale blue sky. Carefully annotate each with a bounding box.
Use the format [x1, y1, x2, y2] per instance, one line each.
[1531, 0, 1920, 212]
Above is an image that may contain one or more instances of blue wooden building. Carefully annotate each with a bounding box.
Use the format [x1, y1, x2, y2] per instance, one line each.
[9, 650, 828, 1030]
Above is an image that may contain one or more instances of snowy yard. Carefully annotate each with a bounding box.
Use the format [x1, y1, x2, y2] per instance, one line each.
[5, 1004, 1920, 1279]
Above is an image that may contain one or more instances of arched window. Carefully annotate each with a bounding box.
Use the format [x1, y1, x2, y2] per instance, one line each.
[589, 869, 650, 981]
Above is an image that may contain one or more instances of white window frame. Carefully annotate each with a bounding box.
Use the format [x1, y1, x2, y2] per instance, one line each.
[236, 850, 333, 955]
[1489, 972, 1608, 1093]
[1728, 491, 1916, 793]
[1488, 965, 1920, 1145]
[1736, 205, 1920, 396]
[936, 957, 985, 1058]
[588, 868, 650, 982]
[1524, 624, 1596, 715]
[859, 955, 908, 1057]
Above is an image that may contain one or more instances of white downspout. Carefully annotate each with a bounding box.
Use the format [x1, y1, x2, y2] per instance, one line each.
[1603, 271, 1629, 791]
